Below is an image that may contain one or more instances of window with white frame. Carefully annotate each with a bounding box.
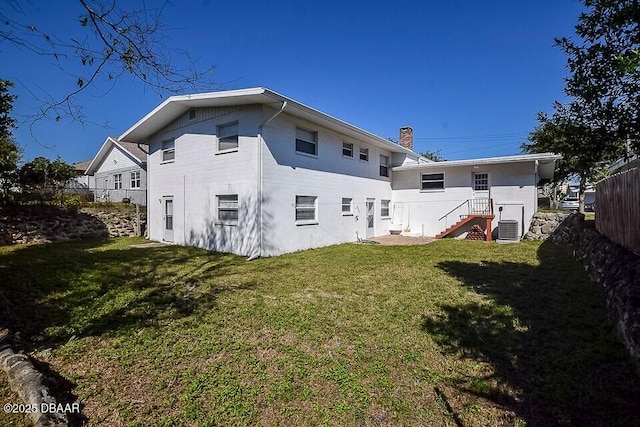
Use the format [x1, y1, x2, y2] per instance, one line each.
[474, 173, 489, 191]
[217, 194, 239, 224]
[381, 199, 390, 217]
[421, 173, 445, 190]
[295, 195, 317, 223]
[130, 171, 141, 188]
[218, 121, 239, 151]
[295, 128, 317, 156]
[162, 140, 175, 162]
[359, 147, 369, 161]
[379, 155, 389, 177]
[342, 142, 353, 158]
[113, 174, 122, 189]
[341, 197, 353, 215]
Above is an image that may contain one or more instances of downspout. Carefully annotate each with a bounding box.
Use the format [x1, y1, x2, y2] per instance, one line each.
[248, 101, 287, 260]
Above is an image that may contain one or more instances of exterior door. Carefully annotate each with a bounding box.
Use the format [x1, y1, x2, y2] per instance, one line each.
[163, 197, 174, 242]
[366, 199, 375, 238]
[473, 172, 491, 214]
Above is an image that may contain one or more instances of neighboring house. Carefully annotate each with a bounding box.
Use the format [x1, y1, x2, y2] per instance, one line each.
[67, 160, 95, 197]
[85, 137, 148, 205]
[118, 87, 559, 257]
[609, 153, 639, 174]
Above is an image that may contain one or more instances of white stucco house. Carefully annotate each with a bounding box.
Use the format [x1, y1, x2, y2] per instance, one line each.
[117, 87, 559, 257]
[85, 137, 148, 205]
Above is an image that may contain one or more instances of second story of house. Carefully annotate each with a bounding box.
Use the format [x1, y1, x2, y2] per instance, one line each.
[118, 88, 428, 189]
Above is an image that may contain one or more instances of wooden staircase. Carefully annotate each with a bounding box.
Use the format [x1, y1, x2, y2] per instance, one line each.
[436, 214, 495, 240]
[436, 198, 494, 241]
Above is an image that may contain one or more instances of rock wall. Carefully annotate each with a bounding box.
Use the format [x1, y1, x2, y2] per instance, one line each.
[552, 213, 640, 371]
[524, 212, 570, 240]
[0, 206, 146, 246]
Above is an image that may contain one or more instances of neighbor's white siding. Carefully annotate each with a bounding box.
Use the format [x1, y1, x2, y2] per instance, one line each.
[146, 105, 262, 256]
[259, 109, 394, 255]
[92, 145, 147, 204]
[392, 162, 537, 237]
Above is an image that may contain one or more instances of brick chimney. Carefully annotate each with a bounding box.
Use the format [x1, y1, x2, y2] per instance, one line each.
[399, 126, 413, 151]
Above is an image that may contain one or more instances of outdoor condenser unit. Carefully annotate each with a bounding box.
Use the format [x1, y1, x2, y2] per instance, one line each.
[497, 220, 519, 241]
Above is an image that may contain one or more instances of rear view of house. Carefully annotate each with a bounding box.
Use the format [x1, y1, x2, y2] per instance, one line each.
[117, 87, 558, 257]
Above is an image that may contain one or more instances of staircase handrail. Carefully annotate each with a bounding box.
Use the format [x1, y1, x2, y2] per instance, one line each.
[438, 199, 470, 222]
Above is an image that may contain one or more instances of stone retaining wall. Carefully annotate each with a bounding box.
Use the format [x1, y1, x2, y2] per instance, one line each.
[0, 206, 146, 246]
[524, 212, 570, 240]
[552, 213, 640, 371]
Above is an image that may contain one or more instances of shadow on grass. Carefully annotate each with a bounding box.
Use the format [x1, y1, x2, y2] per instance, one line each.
[422, 240, 640, 426]
[0, 238, 255, 350]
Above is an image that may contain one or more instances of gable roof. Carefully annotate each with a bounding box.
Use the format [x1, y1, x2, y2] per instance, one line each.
[73, 159, 92, 172]
[393, 153, 561, 180]
[118, 87, 422, 159]
[85, 136, 147, 175]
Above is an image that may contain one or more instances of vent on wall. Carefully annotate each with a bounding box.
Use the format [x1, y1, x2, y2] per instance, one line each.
[498, 220, 519, 241]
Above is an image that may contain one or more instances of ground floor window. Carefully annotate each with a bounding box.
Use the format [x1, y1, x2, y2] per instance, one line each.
[114, 174, 122, 189]
[381, 199, 390, 217]
[217, 194, 239, 224]
[295, 195, 317, 224]
[130, 171, 141, 188]
[342, 197, 353, 215]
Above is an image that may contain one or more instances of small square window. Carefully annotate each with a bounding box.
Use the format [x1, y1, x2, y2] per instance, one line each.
[359, 148, 369, 162]
[380, 155, 389, 177]
[342, 142, 353, 158]
[474, 173, 489, 191]
[381, 199, 390, 217]
[341, 197, 353, 215]
[295, 195, 317, 224]
[296, 128, 317, 156]
[162, 140, 175, 162]
[217, 194, 238, 224]
[218, 122, 239, 151]
[421, 173, 445, 190]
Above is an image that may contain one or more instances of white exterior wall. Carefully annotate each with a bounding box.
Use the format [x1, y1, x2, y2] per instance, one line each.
[392, 162, 537, 237]
[146, 105, 262, 256]
[92, 145, 147, 205]
[259, 110, 394, 256]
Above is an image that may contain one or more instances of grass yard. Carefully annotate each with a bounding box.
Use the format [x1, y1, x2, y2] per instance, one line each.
[0, 238, 638, 426]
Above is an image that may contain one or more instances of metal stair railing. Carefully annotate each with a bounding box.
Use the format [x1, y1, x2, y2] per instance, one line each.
[438, 198, 493, 228]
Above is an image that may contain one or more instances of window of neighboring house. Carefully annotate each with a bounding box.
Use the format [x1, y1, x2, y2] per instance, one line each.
[341, 197, 353, 215]
[217, 194, 239, 224]
[474, 173, 489, 191]
[295, 195, 317, 224]
[342, 142, 353, 158]
[379, 155, 389, 177]
[296, 128, 317, 156]
[130, 171, 141, 188]
[113, 174, 122, 189]
[218, 121, 239, 152]
[162, 139, 175, 162]
[381, 199, 390, 217]
[359, 147, 369, 162]
[188, 109, 196, 121]
[421, 173, 445, 190]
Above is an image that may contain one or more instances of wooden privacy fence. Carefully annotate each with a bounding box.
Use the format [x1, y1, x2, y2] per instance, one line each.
[596, 167, 640, 254]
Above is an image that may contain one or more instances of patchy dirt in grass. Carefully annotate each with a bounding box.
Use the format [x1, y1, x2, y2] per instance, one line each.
[368, 235, 436, 245]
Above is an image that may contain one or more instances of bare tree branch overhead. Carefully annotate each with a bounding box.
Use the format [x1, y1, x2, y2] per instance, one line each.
[0, 0, 220, 124]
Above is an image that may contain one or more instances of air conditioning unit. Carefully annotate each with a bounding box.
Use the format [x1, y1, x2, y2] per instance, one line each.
[498, 220, 519, 241]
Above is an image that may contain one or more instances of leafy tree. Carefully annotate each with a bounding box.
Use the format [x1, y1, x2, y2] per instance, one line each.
[19, 156, 75, 205]
[0, 0, 219, 124]
[419, 149, 446, 162]
[556, 0, 640, 153]
[0, 79, 21, 203]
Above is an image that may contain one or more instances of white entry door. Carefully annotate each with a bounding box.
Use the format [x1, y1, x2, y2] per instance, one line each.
[473, 172, 491, 213]
[366, 199, 375, 238]
[163, 197, 174, 242]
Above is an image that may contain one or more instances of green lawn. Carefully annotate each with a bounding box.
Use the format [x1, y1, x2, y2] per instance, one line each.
[0, 238, 638, 426]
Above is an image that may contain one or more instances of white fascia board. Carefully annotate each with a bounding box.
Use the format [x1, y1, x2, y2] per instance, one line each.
[392, 153, 561, 171]
[85, 136, 118, 175]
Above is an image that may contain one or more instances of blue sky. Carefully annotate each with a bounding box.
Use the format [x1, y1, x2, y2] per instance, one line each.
[3, 0, 585, 163]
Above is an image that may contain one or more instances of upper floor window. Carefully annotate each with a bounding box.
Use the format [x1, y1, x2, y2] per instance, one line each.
[130, 171, 141, 188]
[162, 140, 175, 162]
[381, 199, 390, 217]
[296, 128, 317, 156]
[341, 197, 353, 215]
[218, 121, 239, 151]
[421, 173, 445, 190]
[474, 173, 489, 191]
[113, 173, 122, 189]
[342, 142, 353, 158]
[217, 194, 239, 224]
[359, 148, 369, 162]
[188, 109, 196, 121]
[379, 155, 389, 177]
[295, 195, 317, 224]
